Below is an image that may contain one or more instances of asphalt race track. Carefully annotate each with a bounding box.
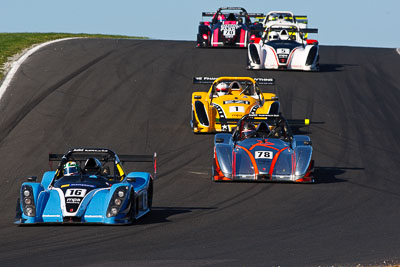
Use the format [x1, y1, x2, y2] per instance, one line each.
[0, 39, 400, 266]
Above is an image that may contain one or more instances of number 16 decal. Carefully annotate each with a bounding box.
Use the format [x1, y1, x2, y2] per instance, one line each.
[65, 188, 87, 197]
[255, 151, 273, 159]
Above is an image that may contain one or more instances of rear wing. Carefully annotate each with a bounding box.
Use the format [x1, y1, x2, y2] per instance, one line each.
[246, 114, 310, 127]
[248, 13, 265, 18]
[214, 114, 309, 129]
[267, 26, 318, 34]
[118, 154, 155, 162]
[301, 28, 318, 34]
[119, 153, 157, 180]
[193, 77, 275, 85]
[49, 153, 156, 163]
[49, 151, 157, 179]
[294, 15, 308, 26]
[202, 11, 265, 17]
[193, 76, 218, 83]
[202, 12, 216, 17]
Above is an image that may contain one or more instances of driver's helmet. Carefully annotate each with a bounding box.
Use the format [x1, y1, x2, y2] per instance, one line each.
[279, 29, 289, 40]
[64, 161, 80, 176]
[242, 122, 256, 139]
[216, 82, 229, 96]
[83, 157, 102, 175]
[217, 14, 225, 22]
[268, 31, 279, 40]
[226, 13, 236, 21]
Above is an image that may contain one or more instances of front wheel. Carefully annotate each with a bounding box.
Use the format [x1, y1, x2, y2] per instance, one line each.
[128, 190, 136, 223]
[147, 180, 153, 211]
[15, 198, 22, 222]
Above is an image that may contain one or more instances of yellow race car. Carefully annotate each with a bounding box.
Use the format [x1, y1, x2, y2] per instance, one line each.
[191, 76, 279, 133]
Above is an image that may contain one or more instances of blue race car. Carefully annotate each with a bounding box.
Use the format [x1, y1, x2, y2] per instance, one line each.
[213, 114, 314, 182]
[15, 148, 156, 225]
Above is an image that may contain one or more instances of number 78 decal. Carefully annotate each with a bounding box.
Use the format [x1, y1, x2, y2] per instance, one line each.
[255, 151, 273, 159]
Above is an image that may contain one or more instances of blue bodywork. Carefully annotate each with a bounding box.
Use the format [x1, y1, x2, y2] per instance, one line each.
[212, 115, 313, 182]
[15, 148, 155, 225]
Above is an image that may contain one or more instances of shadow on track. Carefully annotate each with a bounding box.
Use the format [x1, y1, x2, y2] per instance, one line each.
[136, 206, 217, 225]
[314, 166, 364, 184]
[318, 63, 357, 72]
[15, 206, 217, 227]
[291, 121, 324, 135]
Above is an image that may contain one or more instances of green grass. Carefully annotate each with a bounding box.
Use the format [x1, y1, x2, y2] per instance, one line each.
[0, 32, 147, 81]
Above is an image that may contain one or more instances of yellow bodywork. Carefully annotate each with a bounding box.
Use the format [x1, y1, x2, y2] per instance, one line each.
[191, 77, 278, 133]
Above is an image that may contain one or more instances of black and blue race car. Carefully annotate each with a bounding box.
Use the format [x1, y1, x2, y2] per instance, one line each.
[213, 114, 314, 182]
[15, 148, 156, 225]
[197, 7, 264, 48]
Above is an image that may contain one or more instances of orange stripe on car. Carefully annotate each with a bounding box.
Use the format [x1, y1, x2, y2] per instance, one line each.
[240, 29, 246, 47]
[213, 29, 219, 47]
[269, 147, 289, 175]
[249, 140, 280, 151]
[293, 151, 296, 175]
[287, 47, 298, 65]
[270, 47, 279, 65]
[297, 160, 313, 182]
[214, 147, 231, 181]
[236, 145, 259, 175]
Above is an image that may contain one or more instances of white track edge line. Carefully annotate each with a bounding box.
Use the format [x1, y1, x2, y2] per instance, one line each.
[0, 37, 81, 102]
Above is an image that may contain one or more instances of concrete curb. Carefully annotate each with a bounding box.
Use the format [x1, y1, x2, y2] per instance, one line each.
[0, 37, 80, 101]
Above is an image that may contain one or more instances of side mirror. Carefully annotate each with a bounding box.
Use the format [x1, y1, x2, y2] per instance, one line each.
[27, 176, 37, 182]
[126, 177, 136, 183]
[101, 166, 110, 176]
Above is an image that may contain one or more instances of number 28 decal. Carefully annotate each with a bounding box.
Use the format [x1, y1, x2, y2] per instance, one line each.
[65, 188, 87, 197]
[255, 151, 273, 159]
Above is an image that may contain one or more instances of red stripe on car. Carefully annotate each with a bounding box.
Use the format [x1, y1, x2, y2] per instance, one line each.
[269, 147, 289, 176]
[240, 29, 246, 47]
[236, 145, 259, 176]
[213, 29, 219, 47]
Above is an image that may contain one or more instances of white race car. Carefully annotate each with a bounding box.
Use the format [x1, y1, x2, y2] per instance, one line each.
[248, 21, 319, 71]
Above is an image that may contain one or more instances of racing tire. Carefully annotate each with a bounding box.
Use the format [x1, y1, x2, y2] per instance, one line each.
[306, 46, 318, 66]
[15, 198, 22, 222]
[246, 55, 252, 70]
[147, 179, 153, 211]
[249, 44, 260, 65]
[269, 101, 280, 115]
[128, 189, 136, 223]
